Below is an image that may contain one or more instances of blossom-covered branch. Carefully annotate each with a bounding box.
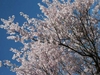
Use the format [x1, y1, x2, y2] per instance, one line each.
[0, 0, 100, 75]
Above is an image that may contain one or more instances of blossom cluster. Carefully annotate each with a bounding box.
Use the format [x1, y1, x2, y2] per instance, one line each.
[0, 0, 100, 75]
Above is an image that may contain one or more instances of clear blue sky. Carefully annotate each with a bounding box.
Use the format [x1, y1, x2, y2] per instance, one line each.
[0, 0, 42, 75]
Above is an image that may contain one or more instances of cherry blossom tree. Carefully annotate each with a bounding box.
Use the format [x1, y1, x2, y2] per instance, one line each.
[0, 0, 100, 75]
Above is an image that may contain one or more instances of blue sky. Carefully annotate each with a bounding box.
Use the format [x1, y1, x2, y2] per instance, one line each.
[0, 0, 42, 75]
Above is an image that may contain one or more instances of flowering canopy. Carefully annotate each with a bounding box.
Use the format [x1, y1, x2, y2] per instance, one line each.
[0, 0, 100, 75]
